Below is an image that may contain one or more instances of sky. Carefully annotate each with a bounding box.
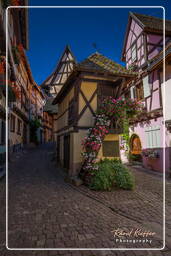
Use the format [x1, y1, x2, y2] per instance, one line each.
[26, 0, 171, 85]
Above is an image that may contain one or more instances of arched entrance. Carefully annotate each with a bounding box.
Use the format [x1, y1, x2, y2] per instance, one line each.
[130, 134, 142, 161]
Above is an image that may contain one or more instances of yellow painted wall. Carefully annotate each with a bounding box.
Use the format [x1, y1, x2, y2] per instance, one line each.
[57, 87, 74, 130]
[58, 130, 86, 175]
[78, 81, 97, 127]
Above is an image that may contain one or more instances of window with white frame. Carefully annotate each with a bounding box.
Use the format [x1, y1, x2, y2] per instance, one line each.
[145, 126, 161, 148]
[143, 75, 151, 98]
[131, 43, 137, 62]
[130, 86, 136, 99]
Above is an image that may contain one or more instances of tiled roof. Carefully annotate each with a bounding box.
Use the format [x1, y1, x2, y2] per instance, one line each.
[44, 98, 58, 114]
[77, 52, 136, 76]
[132, 12, 171, 32]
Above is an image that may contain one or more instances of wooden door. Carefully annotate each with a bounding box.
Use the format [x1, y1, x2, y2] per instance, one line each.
[63, 135, 70, 170]
[131, 135, 142, 155]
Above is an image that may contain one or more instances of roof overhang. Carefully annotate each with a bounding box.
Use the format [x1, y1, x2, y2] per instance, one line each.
[20, 0, 29, 50]
[52, 66, 136, 105]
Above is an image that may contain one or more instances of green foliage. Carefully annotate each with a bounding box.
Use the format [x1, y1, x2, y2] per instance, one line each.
[30, 119, 41, 129]
[112, 162, 135, 190]
[90, 159, 135, 191]
[122, 117, 129, 146]
[129, 153, 142, 162]
[90, 161, 115, 191]
[99, 158, 122, 164]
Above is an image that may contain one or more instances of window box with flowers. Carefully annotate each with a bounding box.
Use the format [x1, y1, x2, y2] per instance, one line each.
[128, 63, 138, 72]
[142, 149, 160, 159]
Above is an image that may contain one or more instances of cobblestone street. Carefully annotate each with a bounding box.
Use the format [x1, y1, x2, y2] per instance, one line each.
[0, 143, 171, 256]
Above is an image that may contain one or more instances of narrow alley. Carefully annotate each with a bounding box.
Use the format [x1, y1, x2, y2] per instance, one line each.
[0, 144, 171, 255]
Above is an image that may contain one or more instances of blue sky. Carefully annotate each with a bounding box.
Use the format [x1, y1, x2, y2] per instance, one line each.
[26, 0, 171, 85]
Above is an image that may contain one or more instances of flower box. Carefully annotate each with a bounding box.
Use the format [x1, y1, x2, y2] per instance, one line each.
[142, 149, 160, 159]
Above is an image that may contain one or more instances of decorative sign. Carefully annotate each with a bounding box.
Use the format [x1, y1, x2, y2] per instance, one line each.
[103, 140, 120, 157]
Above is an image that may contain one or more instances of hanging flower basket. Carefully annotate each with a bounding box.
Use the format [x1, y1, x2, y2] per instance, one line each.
[126, 109, 137, 118]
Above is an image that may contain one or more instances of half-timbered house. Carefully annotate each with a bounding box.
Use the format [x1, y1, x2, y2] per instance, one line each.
[148, 42, 171, 175]
[41, 45, 76, 98]
[40, 45, 76, 143]
[121, 12, 171, 173]
[52, 52, 135, 176]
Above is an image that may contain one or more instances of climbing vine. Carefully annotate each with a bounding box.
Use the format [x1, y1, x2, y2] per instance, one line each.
[81, 97, 143, 183]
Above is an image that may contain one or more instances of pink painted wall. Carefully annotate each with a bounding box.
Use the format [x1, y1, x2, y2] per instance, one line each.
[131, 117, 170, 172]
[145, 70, 161, 112]
[125, 18, 143, 68]
[147, 35, 171, 60]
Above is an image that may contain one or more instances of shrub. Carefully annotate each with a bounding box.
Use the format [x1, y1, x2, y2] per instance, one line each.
[112, 162, 135, 190]
[129, 153, 142, 162]
[90, 159, 134, 191]
[89, 161, 115, 191]
[99, 158, 122, 164]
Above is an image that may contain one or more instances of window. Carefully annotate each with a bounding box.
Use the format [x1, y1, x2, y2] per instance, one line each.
[17, 119, 22, 135]
[102, 141, 120, 157]
[68, 99, 75, 125]
[131, 44, 137, 62]
[125, 90, 131, 99]
[99, 83, 115, 105]
[145, 126, 160, 148]
[143, 75, 151, 98]
[130, 86, 136, 99]
[130, 84, 144, 101]
[10, 114, 15, 132]
[136, 83, 144, 100]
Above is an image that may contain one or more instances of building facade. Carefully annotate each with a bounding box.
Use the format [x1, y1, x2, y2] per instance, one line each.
[121, 12, 171, 173]
[0, 0, 45, 167]
[53, 52, 135, 176]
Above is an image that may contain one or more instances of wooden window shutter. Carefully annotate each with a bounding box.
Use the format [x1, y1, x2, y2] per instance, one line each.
[131, 44, 137, 62]
[130, 86, 135, 99]
[143, 76, 150, 98]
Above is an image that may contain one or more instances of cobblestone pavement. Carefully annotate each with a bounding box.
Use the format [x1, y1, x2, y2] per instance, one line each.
[0, 143, 171, 256]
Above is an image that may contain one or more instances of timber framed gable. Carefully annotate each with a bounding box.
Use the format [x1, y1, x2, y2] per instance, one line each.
[41, 45, 76, 97]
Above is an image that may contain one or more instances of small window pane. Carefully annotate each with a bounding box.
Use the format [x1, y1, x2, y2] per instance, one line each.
[131, 44, 137, 62]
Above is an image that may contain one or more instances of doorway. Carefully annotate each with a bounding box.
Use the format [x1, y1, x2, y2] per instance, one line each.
[63, 134, 70, 170]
